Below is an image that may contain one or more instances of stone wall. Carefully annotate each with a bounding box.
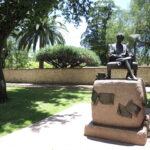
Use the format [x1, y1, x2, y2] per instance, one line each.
[3, 66, 150, 85]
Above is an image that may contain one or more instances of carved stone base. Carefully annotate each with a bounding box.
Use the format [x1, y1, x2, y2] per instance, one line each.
[84, 115, 150, 145]
[92, 79, 147, 127]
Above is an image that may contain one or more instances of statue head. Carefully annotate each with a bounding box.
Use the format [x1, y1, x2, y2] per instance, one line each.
[116, 33, 124, 43]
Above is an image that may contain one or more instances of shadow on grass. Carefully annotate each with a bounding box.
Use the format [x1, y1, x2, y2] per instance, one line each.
[0, 87, 91, 136]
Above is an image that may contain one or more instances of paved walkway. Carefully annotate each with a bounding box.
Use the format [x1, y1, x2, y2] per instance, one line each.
[0, 103, 150, 150]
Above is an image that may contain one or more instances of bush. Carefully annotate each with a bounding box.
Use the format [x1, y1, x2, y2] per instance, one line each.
[5, 50, 30, 69]
[36, 45, 100, 68]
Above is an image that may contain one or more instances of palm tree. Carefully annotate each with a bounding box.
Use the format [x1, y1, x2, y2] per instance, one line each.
[17, 16, 67, 68]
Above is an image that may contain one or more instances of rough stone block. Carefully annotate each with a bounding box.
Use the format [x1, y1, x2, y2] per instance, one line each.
[92, 79, 146, 127]
[84, 115, 150, 145]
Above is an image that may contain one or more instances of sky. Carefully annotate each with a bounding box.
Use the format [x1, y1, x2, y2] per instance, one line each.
[114, 0, 131, 10]
[63, 0, 131, 48]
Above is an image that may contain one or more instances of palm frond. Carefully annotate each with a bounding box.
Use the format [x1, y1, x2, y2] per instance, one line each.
[17, 17, 67, 51]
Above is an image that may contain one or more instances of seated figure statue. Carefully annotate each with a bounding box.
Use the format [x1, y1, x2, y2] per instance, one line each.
[107, 33, 137, 80]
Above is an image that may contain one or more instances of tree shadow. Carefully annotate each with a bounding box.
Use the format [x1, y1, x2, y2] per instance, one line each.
[0, 87, 91, 135]
[29, 112, 81, 133]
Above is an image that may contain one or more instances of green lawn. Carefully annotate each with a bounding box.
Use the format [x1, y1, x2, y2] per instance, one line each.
[0, 87, 150, 137]
[0, 87, 91, 136]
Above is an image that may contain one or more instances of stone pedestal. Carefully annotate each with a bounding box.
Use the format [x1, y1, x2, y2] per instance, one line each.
[84, 79, 150, 145]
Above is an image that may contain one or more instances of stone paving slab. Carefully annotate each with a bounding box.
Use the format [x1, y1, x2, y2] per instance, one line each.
[0, 103, 150, 150]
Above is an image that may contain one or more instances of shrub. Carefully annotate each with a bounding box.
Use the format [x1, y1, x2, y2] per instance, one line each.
[25, 61, 53, 69]
[5, 50, 30, 69]
[36, 45, 100, 68]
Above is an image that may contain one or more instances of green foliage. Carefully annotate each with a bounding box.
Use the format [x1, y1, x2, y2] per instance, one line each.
[0, 0, 57, 30]
[106, 9, 134, 44]
[81, 0, 115, 65]
[0, 0, 93, 51]
[17, 16, 67, 51]
[4, 39, 29, 68]
[0, 0, 96, 102]
[36, 45, 100, 68]
[25, 61, 53, 69]
[106, 0, 150, 66]
[4, 37, 55, 69]
[106, 9, 137, 60]
[4, 39, 37, 69]
[0, 0, 57, 49]
[130, 0, 150, 65]
[5, 51, 29, 69]
[59, 0, 93, 26]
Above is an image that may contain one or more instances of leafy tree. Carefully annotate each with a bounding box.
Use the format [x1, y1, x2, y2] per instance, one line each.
[105, 9, 138, 61]
[80, 0, 115, 65]
[17, 16, 67, 68]
[0, 0, 93, 102]
[130, 0, 150, 65]
[106, 9, 134, 44]
[0, 0, 57, 102]
[17, 17, 67, 51]
[36, 45, 100, 68]
[106, 1, 150, 65]
[4, 40, 30, 68]
[58, 0, 93, 25]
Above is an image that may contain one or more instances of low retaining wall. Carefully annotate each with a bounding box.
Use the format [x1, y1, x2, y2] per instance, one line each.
[3, 66, 150, 85]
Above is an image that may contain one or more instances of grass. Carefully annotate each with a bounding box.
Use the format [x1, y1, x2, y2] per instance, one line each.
[0, 87, 91, 136]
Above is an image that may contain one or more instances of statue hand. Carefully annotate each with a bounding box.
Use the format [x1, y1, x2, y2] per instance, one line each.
[110, 54, 117, 57]
[120, 53, 127, 57]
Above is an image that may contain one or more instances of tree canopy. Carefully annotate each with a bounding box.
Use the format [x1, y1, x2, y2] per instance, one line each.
[0, 0, 93, 50]
[130, 0, 150, 65]
[0, 0, 57, 51]
[81, 0, 115, 65]
[0, 0, 94, 102]
[17, 16, 67, 51]
[0, 0, 150, 103]
[105, 0, 150, 65]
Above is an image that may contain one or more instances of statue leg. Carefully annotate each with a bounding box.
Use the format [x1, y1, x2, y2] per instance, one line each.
[107, 68, 111, 79]
[134, 68, 137, 77]
[124, 60, 137, 80]
[126, 71, 130, 79]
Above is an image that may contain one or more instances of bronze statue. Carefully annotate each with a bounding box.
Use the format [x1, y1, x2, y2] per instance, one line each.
[108, 33, 137, 80]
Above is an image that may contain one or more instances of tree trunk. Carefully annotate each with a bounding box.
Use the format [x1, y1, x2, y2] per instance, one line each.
[0, 35, 8, 103]
[0, 60, 8, 103]
[133, 42, 136, 61]
[39, 61, 44, 69]
[0, 3, 30, 103]
[39, 37, 44, 69]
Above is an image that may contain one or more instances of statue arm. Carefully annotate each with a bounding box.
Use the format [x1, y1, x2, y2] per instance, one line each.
[108, 44, 117, 57]
[123, 44, 133, 57]
[108, 44, 118, 61]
